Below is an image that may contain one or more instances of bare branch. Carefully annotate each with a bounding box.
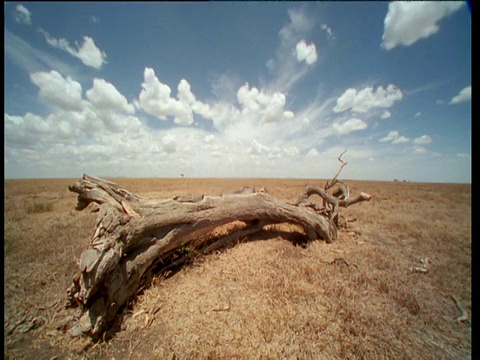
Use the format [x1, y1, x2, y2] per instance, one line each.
[325, 149, 348, 191]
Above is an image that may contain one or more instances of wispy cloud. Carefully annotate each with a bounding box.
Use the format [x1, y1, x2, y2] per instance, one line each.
[321, 23, 335, 41]
[265, 8, 316, 93]
[90, 16, 100, 24]
[402, 78, 451, 96]
[5, 30, 79, 77]
[4, 5, 469, 182]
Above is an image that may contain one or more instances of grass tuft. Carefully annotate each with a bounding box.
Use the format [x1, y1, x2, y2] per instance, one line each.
[26, 201, 54, 214]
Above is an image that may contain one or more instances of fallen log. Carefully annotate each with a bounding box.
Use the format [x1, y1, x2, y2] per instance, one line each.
[65, 173, 371, 338]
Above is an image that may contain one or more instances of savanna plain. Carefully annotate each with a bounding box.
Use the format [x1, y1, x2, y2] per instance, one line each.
[4, 177, 471, 359]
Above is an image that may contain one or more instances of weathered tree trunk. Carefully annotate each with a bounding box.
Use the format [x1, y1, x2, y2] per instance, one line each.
[65, 174, 371, 338]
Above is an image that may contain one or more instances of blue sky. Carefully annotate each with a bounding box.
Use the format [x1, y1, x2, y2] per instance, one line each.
[5, 2, 471, 182]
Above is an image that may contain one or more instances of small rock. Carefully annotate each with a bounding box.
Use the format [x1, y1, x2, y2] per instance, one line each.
[68, 325, 83, 337]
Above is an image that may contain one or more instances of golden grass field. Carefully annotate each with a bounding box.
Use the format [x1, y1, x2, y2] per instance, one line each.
[4, 177, 471, 359]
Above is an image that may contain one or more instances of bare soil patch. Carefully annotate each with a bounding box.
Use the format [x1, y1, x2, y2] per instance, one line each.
[4, 178, 471, 359]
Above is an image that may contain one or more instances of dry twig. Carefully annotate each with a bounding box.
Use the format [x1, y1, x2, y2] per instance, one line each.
[450, 294, 468, 323]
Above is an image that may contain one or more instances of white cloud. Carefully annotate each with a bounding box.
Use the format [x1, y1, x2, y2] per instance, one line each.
[5, 113, 50, 146]
[284, 146, 300, 157]
[39, 29, 107, 69]
[333, 84, 403, 113]
[30, 70, 83, 111]
[413, 135, 432, 145]
[137, 69, 213, 125]
[449, 86, 471, 104]
[162, 134, 177, 153]
[266, 8, 315, 92]
[237, 83, 294, 124]
[268, 146, 282, 159]
[379, 130, 399, 143]
[307, 148, 320, 157]
[412, 145, 427, 154]
[7, 73, 143, 150]
[204, 134, 216, 144]
[332, 118, 367, 136]
[247, 139, 269, 155]
[14, 4, 32, 25]
[280, 8, 313, 40]
[178, 79, 197, 105]
[382, 1, 464, 50]
[5, 30, 79, 77]
[415, 112, 421, 117]
[321, 24, 335, 40]
[137, 68, 194, 125]
[392, 136, 410, 144]
[295, 40, 318, 65]
[86, 78, 135, 114]
[456, 153, 470, 159]
[381, 110, 391, 119]
[4, 6, 472, 183]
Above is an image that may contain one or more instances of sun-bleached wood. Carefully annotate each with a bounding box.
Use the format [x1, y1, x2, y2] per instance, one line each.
[66, 174, 371, 337]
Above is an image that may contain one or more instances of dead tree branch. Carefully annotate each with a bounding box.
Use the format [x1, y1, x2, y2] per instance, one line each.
[64, 163, 371, 338]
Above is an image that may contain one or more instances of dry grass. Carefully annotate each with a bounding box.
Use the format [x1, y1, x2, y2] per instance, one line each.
[4, 178, 471, 359]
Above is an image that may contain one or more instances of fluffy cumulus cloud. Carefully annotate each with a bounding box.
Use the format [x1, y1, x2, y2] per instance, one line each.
[412, 145, 427, 154]
[247, 139, 270, 155]
[6, 70, 144, 151]
[284, 146, 300, 157]
[449, 86, 471, 104]
[39, 29, 107, 69]
[6, 104, 142, 148]
[237, 83, 294, 124]
[30, 70, 83, 111]
[333, 85, 403, 113]
[393, 136, 410, 144]
[413, 135, 432, 145]
[381, 1, 464, 50]
[162, 133, 177, 153]
[86, 78, 135, 114]
[381, 110, 392, 119]
[14, 4, 32, 25]
[332, 118, 367, 136]
[5, 113, 50, 145]
[6, 6, 469, 181]
[137, 67, 213, 125]
[295, 40, 318, 65]
[379, 130, 410, 144]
